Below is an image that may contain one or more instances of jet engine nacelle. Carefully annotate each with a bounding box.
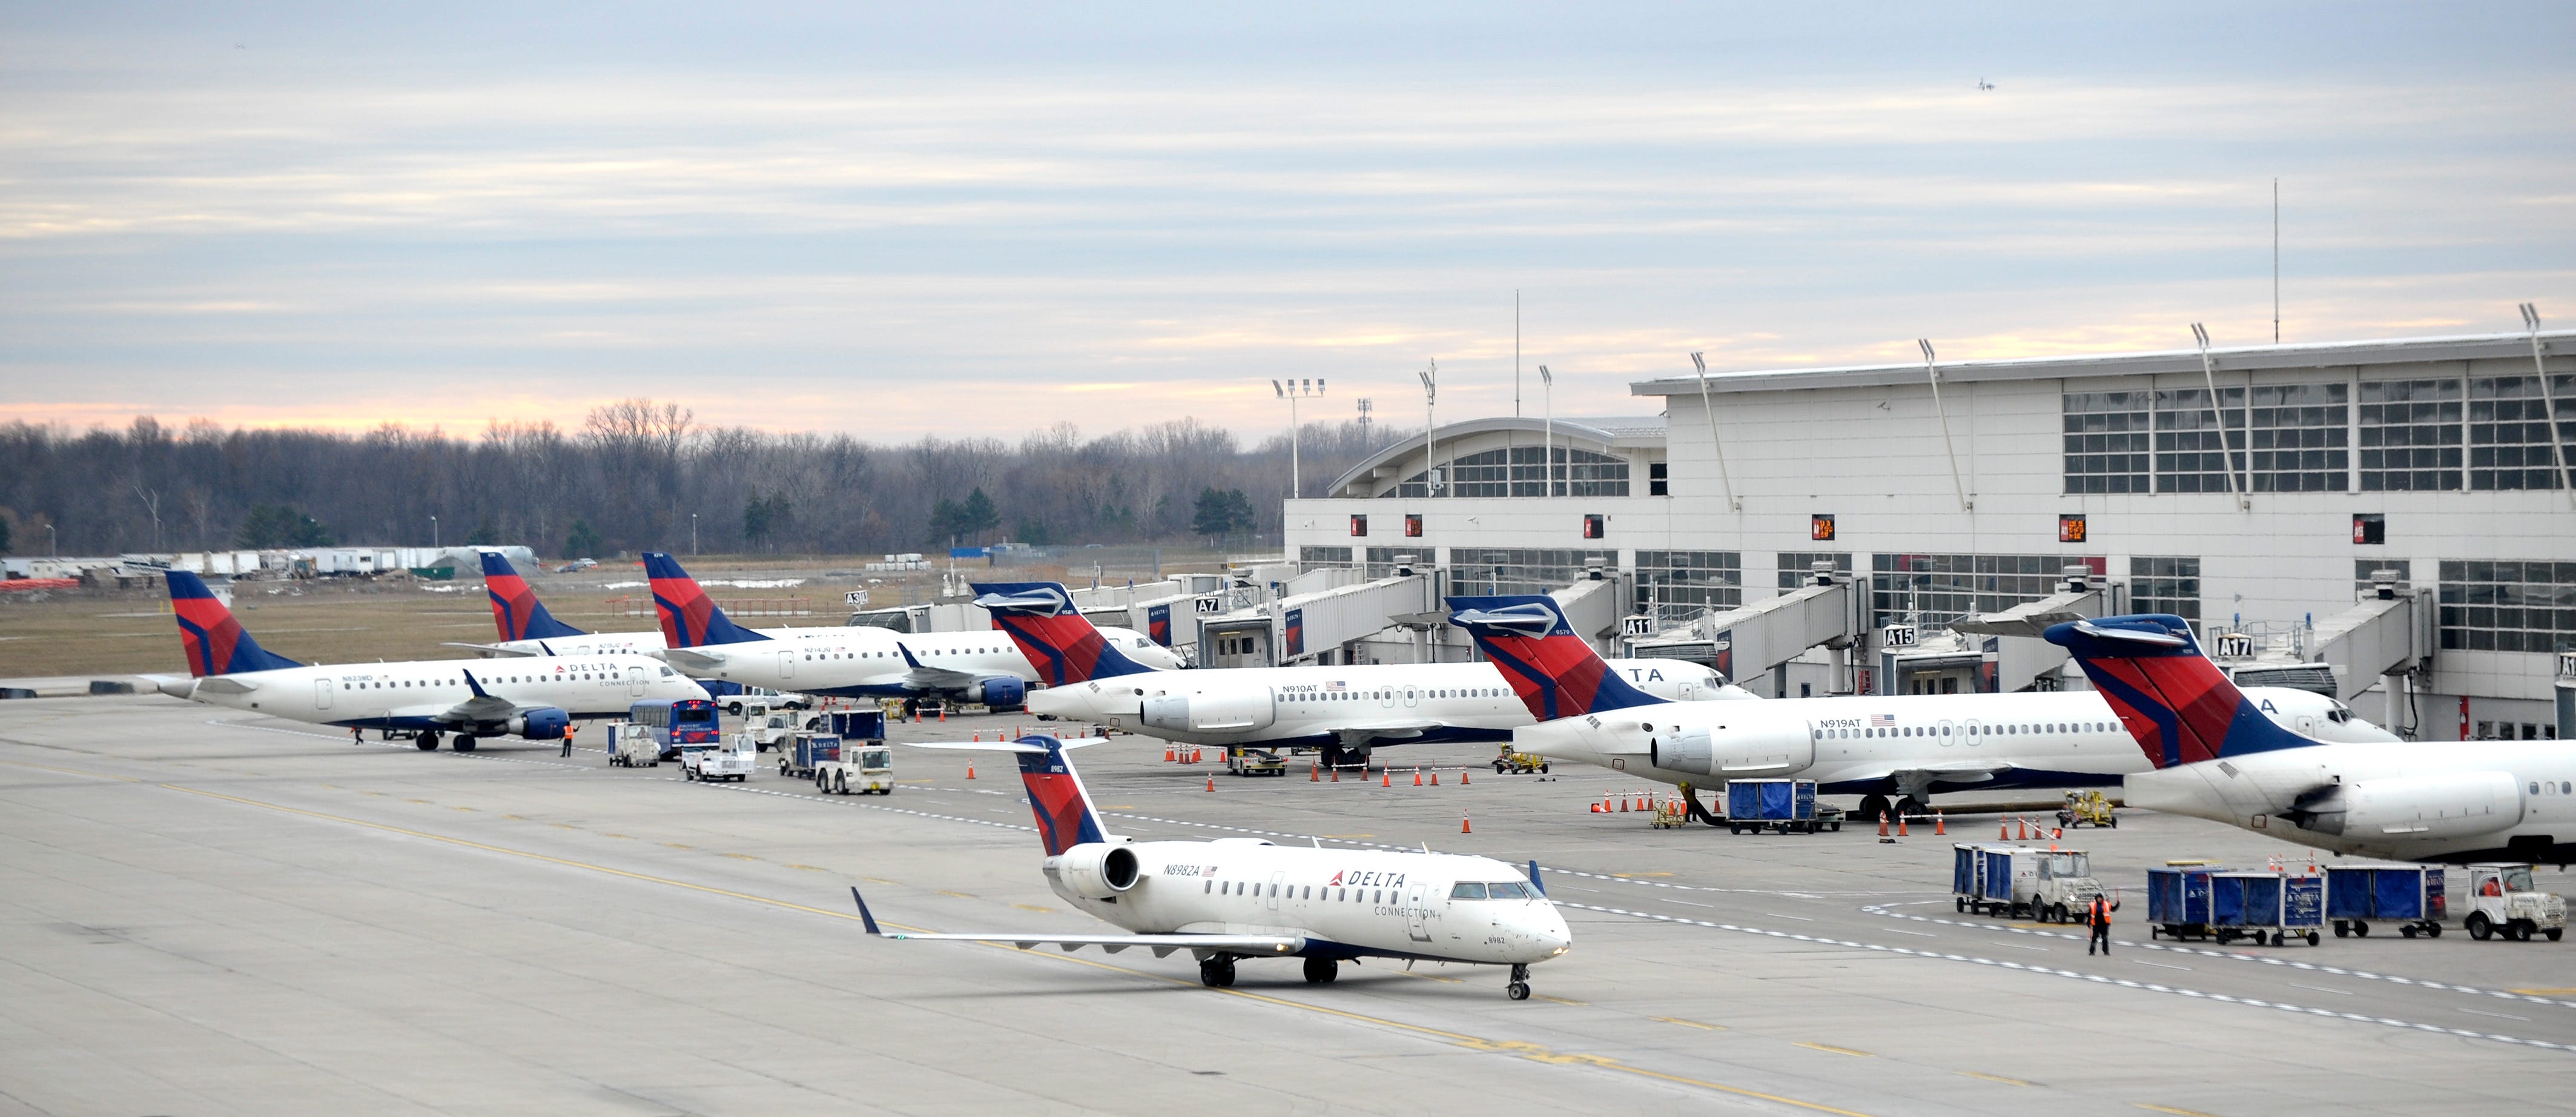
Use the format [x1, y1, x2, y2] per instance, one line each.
[2294, 770, 2523, 839]
[969, 677, 1026, 709]
[506, 707, 572, 740]
[1651, 728, 1717, 775]
[1045, 841, 1141, 900]
[1140, 689, 1275, 735]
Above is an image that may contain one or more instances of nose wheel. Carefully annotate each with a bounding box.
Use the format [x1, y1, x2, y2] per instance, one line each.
[1507, 963, 1531, 1001]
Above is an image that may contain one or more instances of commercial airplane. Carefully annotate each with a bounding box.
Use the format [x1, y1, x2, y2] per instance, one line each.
[451, 551, 668, 657]
[2048, 614, 2576, 865]
[979, 580, 1754, 769]
[848, 734, 1572, 998]
[647, 555, 1181, 711]
[1450, 594, 2401, 822]
[154, 571, 707, 751]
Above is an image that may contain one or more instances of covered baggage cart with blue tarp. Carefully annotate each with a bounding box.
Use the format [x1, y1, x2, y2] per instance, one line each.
[2325, 863, 2446, 938]
[2147, 864, 2221, 941]
[1953, 844, 2009, 915]
[1725, 779, 1829, 834]
[2207, 871, 2325, 946]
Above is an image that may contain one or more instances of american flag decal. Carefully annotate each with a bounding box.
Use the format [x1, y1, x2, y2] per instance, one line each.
[1870, 713, 1896, 727]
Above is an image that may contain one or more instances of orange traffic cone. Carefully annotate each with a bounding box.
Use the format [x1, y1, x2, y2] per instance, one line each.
[1461, 810, 1473, 834]
[1459, 769, 1470, 785]
[1413, 769, 1424, 787]
[1310, 764, 1319, 782]
[1164, 746, 1176, 762]
[1192, 748, 1203, 764]
[1381, 770, 1392, 787]
[1898, 813, 1910, 837]
[1935, 811, 1947, 836]
[2053, 827, 2064, 840]
[973, 731, 981, 741]
[939, 706, 946, 722]
[966, 763, 976, 780]
[2016, 817, 2028, 840]
[1878, 811, 1890, 837]
[1590, 801, 1602, 813]
[1430, 771, 1440, 786]
[1635, 793, 1648, 812]
[1330, 766, 1340, 783]
[1206, 774, 1215, 792]
[1619, 794, 1630, 813]
[2000, 819, 2010, 839]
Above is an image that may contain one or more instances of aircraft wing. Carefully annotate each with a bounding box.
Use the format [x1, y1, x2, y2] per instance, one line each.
[1330, 720, 1457, 747]
[441, 641, 546, 658]
[1877, 763, 2015, 785]
[426, 668, 543, 724]
[893, 642, 985, 691]
[851, 888, 1302, 957]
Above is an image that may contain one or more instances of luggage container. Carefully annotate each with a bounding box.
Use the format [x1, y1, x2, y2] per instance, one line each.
[1726, 779, 1838, 834]
[2208, 871, 2325, 946]
[778, 732, 842, 779]
[826, 709, 888, 741]
[2325, 863, 2446, 938]
[2147, 865, 2221, 941]
[1953, 843, 2008, 914]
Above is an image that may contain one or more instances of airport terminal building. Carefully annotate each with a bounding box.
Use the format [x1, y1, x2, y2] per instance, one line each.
[1283, 331, 2576, 743]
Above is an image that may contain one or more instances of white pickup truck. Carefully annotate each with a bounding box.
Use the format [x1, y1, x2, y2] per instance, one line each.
[681, 735, 757, 782]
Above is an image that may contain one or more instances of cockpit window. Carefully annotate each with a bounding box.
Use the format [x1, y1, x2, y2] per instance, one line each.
[1448, 882, 1488, 900]
[1487, 881, 1532, 900]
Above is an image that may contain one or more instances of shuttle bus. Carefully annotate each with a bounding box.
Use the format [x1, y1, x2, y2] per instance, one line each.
[627, 698, 721, 760]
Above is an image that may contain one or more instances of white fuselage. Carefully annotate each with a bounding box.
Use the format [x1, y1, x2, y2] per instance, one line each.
[2127, 740, 2576, 862]
[1029, 659, 1754, 751]
[168, 654, 710, 729]
[1051, 838, 1572, 966]
[669, 625, 1180, 697]
[1520, 687, 2400, 800]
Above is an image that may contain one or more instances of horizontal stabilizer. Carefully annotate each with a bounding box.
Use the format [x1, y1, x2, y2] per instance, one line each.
[441, 641, 545, 657]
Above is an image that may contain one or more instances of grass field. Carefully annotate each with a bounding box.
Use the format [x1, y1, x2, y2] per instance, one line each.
[0, 552, 1229, 678]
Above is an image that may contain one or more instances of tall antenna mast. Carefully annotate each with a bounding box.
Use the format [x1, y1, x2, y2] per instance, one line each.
[2273, 179, 2281, 345]
[1514, 290, 1522, 419]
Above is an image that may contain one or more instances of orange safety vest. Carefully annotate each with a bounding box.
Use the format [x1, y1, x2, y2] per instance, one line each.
[2089, 897, 2112, 927]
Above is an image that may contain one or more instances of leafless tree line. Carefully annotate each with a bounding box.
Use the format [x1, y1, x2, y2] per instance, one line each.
[0, 403, 1401, 558]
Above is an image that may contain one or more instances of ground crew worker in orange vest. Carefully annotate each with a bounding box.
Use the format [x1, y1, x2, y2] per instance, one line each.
[2087, 892, 2121, 955]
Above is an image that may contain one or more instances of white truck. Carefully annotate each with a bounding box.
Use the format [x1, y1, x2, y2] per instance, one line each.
[814, 738, 895, 795]
[607, 723, 660, 767]
[681, 735, 757, 782]
[1967, 846, 2109, 923]
[742, 703, 794, 752]
[2462, 863, 2568, 942]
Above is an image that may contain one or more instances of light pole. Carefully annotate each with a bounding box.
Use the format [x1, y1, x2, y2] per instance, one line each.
[2190, 323, 2250, 511]
[47, 522, 57, 557]
[1417, 362, 1439, 497]
[429, 514, 438, 549]
[1538, 365, 1554, 497]
[1270, 378, 1325, 499]
[2520, 302, 2575, 508]
[692, 512, 700, 554]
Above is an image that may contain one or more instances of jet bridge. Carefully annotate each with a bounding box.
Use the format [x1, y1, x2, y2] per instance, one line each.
[1198, 569, 1441, 669]
[2305, 575, 2434, 703]
[1947, 574, 2109, 693]
[1636, 574, 1860, 688]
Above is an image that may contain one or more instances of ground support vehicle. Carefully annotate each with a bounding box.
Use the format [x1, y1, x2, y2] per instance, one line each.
[2208, 870, 2325, 946]
[1226, 747, 1288, 777]
[628, 697, 722, 761]
[1493, 746, 1550, 775]
[740, 701, 794, 752]
[681, 737, 756, 782]
[2147, 865, 2221, 941]
[820, 709, 888, 740]
[2057, 790, 2117, 829]
[815, 738, 894, 795]
[778, 732, 841, 779]
[607, 723, 661, 767]
[1650, 800, 1689, 829]
[1973, 846, 2105, 922]
[2462, 863, 2566, 942]
[1724, 779, 1840, 834]
[2325, 863, 2445, 938]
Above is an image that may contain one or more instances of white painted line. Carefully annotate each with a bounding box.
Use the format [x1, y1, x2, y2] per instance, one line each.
[2131, 960, 2191, 971]
[2460, 1008, 2532, 1021]
[1989, 941, 2050, 952]
[2291, 983, 2353, 996]
[1764, 913, 1814, 922]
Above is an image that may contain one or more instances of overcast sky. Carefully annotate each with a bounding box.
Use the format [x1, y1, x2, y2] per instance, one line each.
[4, 2, 2571, 440]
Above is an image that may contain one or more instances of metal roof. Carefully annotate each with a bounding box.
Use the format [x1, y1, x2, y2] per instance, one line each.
[1322, 415, 1666, 496]
[1631, 330, 2575, 397]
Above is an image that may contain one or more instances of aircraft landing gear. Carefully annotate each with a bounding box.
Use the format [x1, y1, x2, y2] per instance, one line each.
[1895, 795, 1926, 820]
[454, 734, 478, 752]
[1506, 963, 1531, 1001]
[419, 731, 444, 751]
[1303, 957, 1338, 984]
[1199, 956, 1237, 988]
[1856, 793, 1891, 826]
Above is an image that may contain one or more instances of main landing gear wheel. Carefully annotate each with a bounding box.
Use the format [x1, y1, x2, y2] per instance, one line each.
[1855, 794, 1891, 826]
[1506, 964, 1531, 1001]
[1303, 958, 1338, 984]
[415, 737, 438, 751]
[454, 735, 478, 752]
[1895, 795, 1926, 820]
[1199, 957, 1237, 987]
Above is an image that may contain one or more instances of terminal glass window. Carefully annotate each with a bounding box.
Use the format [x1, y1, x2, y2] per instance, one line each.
[2248, 383, 2350, 491]
[1299, 546, 1354, 567]
[1870, 554, 2102, 629]
[2062, 391, 2150, 493]
[2154, 387, 2248, 494]
[2359, 379, 2463, 491]
[1404, 446, 1627, 497]
[2468, 374, 2574, 491]
[2130, 557, 2201, 622]
[1635, 551, 1743, 617]
[1449, 549, 1613, 597]
[2354, 559, 2412, 599]
[1449, 448, 1514, 497]
[2437, 560, 2576, 653]
[1777, 552, 1854, 591]
[1363, 547, 1422, 579]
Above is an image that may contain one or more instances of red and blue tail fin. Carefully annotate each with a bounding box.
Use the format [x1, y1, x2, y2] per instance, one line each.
[643, 552, 770, 648]
[480, 552, 587, 641]
[908, 735, 1112, 855]
[2043, 614, 2316, 768]
[971, 582, 1157, 686]
[1446, 594, 1665, 720]
[166, 571, 303, 677]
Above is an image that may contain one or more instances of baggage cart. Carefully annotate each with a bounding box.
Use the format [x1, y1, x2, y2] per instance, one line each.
[2147, 865, 2221, 941]
[2325, 863, 2445, 938]
[826, 709, 888, 741]
[2208, 870, 2325, 946]
[778, 732, 842, 778]
[1725, 779, 1834, 834]
[1953, 843, 2017, 915]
